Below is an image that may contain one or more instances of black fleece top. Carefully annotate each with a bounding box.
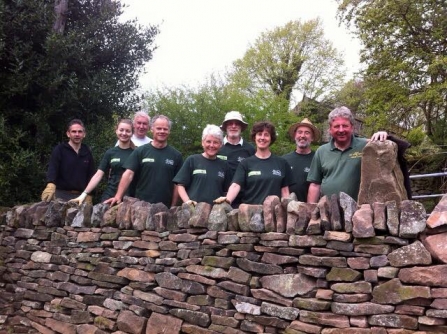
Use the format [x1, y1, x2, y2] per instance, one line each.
[46, 142, 95, 191]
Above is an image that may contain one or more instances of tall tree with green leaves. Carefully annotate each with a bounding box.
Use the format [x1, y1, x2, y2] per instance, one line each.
[337, 0, 447, 141]
[0, 0, 158, 206]
[227, 19, 346, 105]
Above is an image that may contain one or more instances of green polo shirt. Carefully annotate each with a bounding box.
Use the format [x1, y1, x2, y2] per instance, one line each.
[98, 146, 134, 201]
[173, 154, 232, 205]
[233, 154, 294, 205]
[307, 135, 367, 201]
[124, 143, 183, 207]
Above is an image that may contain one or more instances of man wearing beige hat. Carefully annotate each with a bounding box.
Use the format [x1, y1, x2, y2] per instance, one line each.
[217, 111, 255, 207]
[282, 118, 320, 202]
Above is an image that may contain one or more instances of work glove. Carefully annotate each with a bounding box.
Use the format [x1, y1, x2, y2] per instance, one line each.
[41, 183, 56, 202]
[213, 196, 228, 204]
[69, 192, 88, 205]
[185, 200, 197, 206]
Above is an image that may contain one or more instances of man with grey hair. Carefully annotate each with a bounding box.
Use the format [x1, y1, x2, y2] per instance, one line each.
[307, 106, 387, 203]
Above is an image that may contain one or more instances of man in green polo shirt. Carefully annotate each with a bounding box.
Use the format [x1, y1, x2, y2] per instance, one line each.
[307, 106, 387, 202]
[105, 115, 183, 208]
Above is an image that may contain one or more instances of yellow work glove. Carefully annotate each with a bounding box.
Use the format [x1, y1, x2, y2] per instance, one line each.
[185, 200, 197, 206]
[213, 196, 228, 204]
[41, 183, 56, 202]
[69, 192, 88, 205]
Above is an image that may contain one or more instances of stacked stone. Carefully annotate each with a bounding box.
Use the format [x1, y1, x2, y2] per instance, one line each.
[1, 193, 447, 333]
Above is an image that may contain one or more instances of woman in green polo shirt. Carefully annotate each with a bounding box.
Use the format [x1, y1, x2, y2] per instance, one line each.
[173, 124, 232, 205]
[70, 119, 135, 204]
[215, 121, 294, 206]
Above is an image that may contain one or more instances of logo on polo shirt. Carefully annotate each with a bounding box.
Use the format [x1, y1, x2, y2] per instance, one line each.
[218, 171, 225, 178]
[350, 152, 362, 159]
[165, 159, 174, 166]
[272, 169, 282, 176]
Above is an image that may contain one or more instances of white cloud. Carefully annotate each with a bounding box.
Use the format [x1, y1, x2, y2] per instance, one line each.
[121, 0, 361, 91]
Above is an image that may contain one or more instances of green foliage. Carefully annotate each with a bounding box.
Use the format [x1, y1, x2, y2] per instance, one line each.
[0, 115, 43, 206]
[0, 0, 157, 206]
[337, 0, 447, 142]
[145, 75, 298, 157]
[406, 126, 426, 147]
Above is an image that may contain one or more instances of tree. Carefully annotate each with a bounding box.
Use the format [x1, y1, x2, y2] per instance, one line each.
[227, 19, 346, 105]
[0, 0, 158, 206]
[145, 75, 297, 158]
[337, 0, 447, 141]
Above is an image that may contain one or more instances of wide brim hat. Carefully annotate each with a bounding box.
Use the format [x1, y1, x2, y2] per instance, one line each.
[220, 111, 248, 132]
[288, 118, 321, 143]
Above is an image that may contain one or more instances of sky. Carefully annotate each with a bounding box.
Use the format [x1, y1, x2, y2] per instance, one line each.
[120, 0, 362, 92]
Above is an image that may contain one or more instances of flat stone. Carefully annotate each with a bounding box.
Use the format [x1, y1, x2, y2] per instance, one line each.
[331, 302, 394, 315]
[260, 301, 299, 320]
[372, 278, 431, 304]
[326, 268, 362, 282]
[299, 310, 349, 328]
[399, 265, 447, 287]
[260, 274, 317, 298]
[368, 314, 418, 329]
[421, 232, 447, 264]
[388, 240, 432, 267]
[146, 313, 182, 334]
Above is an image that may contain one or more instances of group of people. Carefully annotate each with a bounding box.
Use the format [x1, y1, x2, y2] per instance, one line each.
[41, 106, 400, 208]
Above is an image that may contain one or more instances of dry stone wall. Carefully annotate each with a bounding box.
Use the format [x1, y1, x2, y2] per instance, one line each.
[1, 192, 447, 334]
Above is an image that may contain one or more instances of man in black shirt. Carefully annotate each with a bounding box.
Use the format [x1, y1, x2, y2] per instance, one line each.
[41, 119, 95, 202]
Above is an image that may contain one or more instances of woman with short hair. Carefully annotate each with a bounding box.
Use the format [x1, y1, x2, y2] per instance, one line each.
[215, 121, 294, 205]
[173, 124, 232, 205]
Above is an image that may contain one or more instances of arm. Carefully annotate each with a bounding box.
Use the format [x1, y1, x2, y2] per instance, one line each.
[176, 184, 197, 206]
[69, 170, 105, 205]
[103, 169, 134, 205]
[225, 183, 241, 204]
[176, 185, 189, 202]
[307, 183, 321, 203]
[281, 186, 290, 198]
[171, 184, 180, 207]
[84, 170, 105, 194]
